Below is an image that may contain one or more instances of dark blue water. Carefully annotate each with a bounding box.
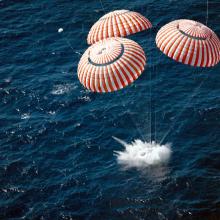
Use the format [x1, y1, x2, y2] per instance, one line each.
[1, 0, 220, 219]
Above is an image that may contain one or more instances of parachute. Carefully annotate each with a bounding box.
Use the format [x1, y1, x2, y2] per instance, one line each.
[77, 38, 146, 92]
[156, 19, 220, 67]
[87, 10, 152, 45]
[77, 7, 220, 92]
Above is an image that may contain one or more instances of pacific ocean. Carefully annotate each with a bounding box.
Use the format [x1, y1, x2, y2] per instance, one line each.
[1, 0, 220, 219]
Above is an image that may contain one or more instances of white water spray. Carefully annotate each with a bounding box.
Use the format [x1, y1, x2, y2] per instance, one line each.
[113, 137, 172, 168]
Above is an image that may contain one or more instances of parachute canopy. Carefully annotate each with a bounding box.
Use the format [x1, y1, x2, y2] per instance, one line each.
[87, 10, 152, 45]
[78, 37, 146, 93]
[156, 19, 220, 67]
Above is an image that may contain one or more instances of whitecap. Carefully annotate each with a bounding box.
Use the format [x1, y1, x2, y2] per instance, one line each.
[78, 96, 91, 102]
[58, 28, 63, 33]
[8, 187, 25, 193]
[114, 137, 172, 168]
[74, 123, 81, 127]
[48, 111, 56, 115]
[21, 113, 30, 120]
[51, 84, 76, 95]
[4, 77, 12, 83]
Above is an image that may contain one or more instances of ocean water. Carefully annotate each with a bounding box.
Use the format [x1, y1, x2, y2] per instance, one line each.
[1, 0, 220, 219]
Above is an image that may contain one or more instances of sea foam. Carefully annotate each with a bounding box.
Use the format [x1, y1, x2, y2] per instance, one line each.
[114, 137, 172, 168]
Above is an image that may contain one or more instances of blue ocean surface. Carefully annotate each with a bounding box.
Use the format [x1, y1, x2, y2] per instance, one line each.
[1, 0, 220, 219]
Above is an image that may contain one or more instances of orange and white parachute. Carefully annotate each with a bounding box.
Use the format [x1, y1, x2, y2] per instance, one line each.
[78, 37, 146, 93]
[156, 19, 220, 67]
[87, 10, 152, 45]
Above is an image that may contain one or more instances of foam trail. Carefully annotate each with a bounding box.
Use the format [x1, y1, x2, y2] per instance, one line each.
[114, 137, 172, 168]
